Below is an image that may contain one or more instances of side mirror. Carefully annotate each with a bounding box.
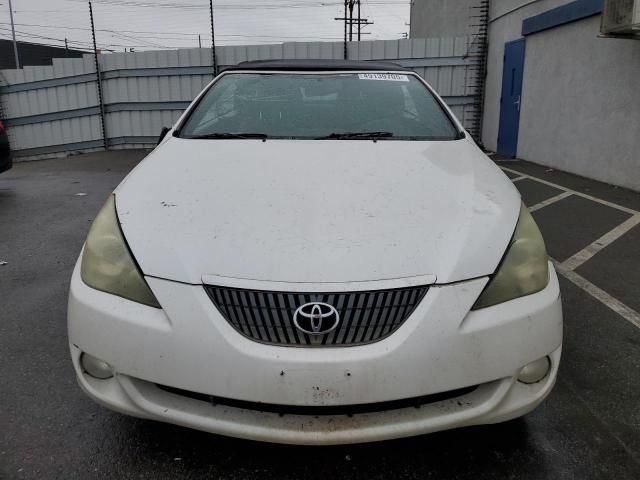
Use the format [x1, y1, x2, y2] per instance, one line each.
[157, 126, 171, 145]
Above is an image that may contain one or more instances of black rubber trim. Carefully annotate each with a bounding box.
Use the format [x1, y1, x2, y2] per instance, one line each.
[224, 59, 409, 72]
[155, 384, 478, 416]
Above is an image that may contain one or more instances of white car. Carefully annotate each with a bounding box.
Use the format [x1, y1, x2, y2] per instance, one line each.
[68, 59, 562, 445]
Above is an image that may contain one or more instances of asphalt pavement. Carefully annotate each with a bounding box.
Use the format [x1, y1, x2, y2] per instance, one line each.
[1, 150, 639, 479]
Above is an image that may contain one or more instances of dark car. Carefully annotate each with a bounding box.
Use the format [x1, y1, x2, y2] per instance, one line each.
[0, 120, 12, 173]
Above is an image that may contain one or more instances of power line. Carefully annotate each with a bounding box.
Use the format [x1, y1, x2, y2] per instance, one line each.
[0, 27, 136, 50]
[0, 26, 94, 47]
[0, 36, 94, 52]
[1, 0, 410, 51]
[0, 22, 342, 39]
[0, 27, 343, 50]
[109, 30, 168, 48]
[65, 0, 410, 10]
[0, 22, 344, 43]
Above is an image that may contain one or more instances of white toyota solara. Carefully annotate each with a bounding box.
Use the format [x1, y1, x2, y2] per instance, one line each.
[68, 59, 562, 445]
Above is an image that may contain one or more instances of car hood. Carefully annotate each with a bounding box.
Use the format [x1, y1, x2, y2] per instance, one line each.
[115, 137, 520, 287]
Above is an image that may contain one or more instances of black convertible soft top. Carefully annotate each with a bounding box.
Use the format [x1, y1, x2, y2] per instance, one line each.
[224, 59, 409, 72]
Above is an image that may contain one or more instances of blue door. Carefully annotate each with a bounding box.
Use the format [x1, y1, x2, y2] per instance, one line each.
[497, 38, 525, 157]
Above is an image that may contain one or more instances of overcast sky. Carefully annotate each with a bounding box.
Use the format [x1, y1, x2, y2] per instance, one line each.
[0, 0, 410, 53]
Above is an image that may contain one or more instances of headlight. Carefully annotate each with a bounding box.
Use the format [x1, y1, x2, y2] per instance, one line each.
[472, 203, 549, 309]
[81, 195, 161, 308]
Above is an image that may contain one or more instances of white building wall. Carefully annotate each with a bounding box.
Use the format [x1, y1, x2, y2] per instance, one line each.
[481, 0, 640, 191]
[517, 15, 640, 190]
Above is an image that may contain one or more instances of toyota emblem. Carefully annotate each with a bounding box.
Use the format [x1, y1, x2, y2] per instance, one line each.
[293, 302, 340, 335]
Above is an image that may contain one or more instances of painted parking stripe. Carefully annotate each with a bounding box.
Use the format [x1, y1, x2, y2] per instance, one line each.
[553, 261, 640, 329]
[528, 191, 573, 212]
[500, 166, 639, 215]
[511, 175, 527, 182]
[561, 215, 640, 271]
[499, 164, 640, 330]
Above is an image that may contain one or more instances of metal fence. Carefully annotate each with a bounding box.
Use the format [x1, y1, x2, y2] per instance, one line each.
[0, 37, 481, 160]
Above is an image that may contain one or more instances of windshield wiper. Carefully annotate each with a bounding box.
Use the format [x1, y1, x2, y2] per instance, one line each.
[186, 132, 268, 139]
[315, 131, 394, 140]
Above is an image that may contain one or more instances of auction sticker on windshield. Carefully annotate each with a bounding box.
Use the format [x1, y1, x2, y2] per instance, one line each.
[358, 73, 409, 82]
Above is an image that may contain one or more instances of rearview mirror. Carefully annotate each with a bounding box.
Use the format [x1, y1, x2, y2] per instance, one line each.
[157, 126, 171, 145]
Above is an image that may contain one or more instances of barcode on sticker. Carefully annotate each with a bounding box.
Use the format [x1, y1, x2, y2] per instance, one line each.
[358, 73, 409, 82]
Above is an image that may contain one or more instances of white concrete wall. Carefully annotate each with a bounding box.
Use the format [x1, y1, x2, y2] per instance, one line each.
[518, 15, 640, 191]
[482, 0, 640, 191]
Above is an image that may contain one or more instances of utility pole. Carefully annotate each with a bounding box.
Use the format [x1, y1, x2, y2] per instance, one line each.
[357, 0, 361, 41]
[348, 0, 354, 41]
[335, 0, 350, 57]
[198, 34, 202, 48]
[64, 38, 69, 56]
[209, 0, 218, 76]
[7, 0, 20, 69]
[89, 2, 108, 150]
[336, 1, 372, 46]
[343, 0, 347, 59]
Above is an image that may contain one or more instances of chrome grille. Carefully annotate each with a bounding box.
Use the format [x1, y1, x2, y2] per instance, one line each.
[204, 285, 428, 347]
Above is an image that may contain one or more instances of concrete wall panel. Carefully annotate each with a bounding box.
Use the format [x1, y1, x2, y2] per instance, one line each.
[518, 15, 640, 190]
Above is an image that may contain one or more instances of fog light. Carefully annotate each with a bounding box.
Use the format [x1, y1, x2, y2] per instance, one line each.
[517, 356, 551, 384]
[80, 353, 113, 379]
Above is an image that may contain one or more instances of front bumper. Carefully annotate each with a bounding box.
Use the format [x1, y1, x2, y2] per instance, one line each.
[68, 261, 563, 445]
[72, 345, 560, 445]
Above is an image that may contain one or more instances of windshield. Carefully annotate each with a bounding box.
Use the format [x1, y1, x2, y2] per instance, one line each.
[178, 72, 461, 140]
